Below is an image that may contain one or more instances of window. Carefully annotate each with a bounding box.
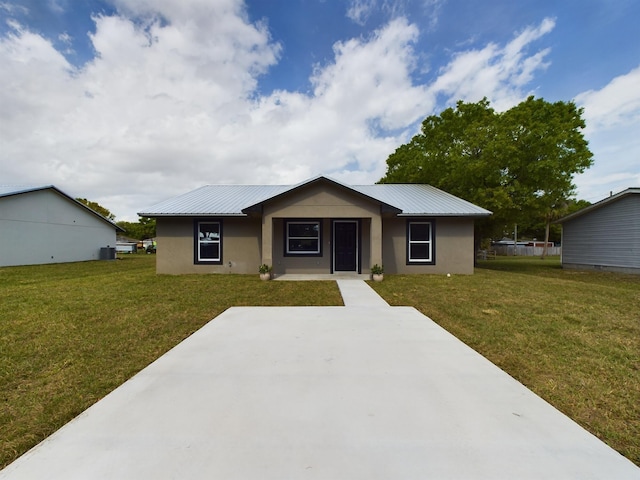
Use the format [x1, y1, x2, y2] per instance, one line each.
[407, 220, 435, 264]
[195, 221, 222, 264]
[285, 220, 321, 255]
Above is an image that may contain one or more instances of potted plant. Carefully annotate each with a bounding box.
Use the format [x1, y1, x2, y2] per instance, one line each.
[259, 264, 272, 281]
[371, 264, 384, 282]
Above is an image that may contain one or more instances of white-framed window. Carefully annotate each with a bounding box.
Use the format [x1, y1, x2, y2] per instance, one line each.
[407, 220, 435, 264]
[285, 220, 321, 255]
[195, 221, 222, 264]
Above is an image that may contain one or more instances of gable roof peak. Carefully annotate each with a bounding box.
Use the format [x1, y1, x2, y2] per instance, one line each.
[0, 184, 123, 231]
[556, 187, 640, 223]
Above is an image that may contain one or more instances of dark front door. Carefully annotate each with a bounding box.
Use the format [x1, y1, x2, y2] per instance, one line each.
[334, 221, 358, 272]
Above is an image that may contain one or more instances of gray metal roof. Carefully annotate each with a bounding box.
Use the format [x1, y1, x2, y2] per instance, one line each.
[139, 185, 292, 216]
[352, 184, 492, 216]
[139, 176, 492, 217]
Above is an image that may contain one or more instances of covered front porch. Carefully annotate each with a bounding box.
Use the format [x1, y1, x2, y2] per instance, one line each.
[260, 216, 383, 276]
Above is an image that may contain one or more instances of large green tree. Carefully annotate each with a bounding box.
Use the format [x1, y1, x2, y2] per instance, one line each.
[116, 217, 156, 240]
[75, 198, 115, 221]
[381, 96, 593, 252]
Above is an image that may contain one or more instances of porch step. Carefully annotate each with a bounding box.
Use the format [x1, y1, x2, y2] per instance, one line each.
[274, 273, 370, 281]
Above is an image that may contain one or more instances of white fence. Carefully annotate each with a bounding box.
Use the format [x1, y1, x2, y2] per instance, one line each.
[492, 245, 561, 257]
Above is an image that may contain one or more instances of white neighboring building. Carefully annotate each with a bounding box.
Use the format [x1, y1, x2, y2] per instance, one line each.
[0, 185, 123, 267]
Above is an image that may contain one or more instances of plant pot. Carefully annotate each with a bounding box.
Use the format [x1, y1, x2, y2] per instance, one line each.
[372, 273, 384, 282]
[260, 272, 271, 281]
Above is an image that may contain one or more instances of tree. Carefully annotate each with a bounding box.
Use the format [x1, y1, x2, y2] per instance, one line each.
[519, 198, 591, 245]
[380, 97, 593, 251]
[500, 97, 593, 257]
[76, 198, 115, 221]
[116, 217, 156, 240]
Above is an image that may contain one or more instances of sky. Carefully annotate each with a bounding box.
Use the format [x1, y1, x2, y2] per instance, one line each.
[1, 0, 639, 221]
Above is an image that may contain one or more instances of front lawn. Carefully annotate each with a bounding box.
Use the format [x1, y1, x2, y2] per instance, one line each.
[1, 255, 638, 468]
[370, 256, 640, 466]
[0, 255, 342, 468]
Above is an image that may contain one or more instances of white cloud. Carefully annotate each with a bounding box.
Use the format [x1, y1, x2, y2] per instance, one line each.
[346, 0, 377, 25]
[0, 2, 29, 15]
[575, 65, 640, 133]
[58, 32, 72, 44]
[429, 18, 554, 110]
[419, 0, 446, 31]
[346, 0, 446, 30]
[47, 0, 66, 14]
[0, 3, 557, 220]
[572, 65, 640, 201]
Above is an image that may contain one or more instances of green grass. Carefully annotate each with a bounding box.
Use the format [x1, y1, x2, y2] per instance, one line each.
[370, 256, 640, 466]
[0, 255, 342, 468]
[1, 255, 639, 468]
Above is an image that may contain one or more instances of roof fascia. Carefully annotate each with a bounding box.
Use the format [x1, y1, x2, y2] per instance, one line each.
[139, 213, 248, 218]
[396, 213, 492, 217]
[0, 185, 55, 198]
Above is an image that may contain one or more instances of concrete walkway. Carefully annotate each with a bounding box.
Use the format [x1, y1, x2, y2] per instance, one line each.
[2, 283, 639, 479]
[337, 279, 390, 307]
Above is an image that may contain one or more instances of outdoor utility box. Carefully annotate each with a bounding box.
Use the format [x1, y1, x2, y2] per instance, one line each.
[99, 247, 116, 260]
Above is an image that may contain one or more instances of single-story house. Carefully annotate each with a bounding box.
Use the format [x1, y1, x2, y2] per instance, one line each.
[0, 185, 123, 267]
[139, 176, 491, 276]
[555, 187, 640, 274]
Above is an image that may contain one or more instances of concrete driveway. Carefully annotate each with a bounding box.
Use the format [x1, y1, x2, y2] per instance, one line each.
[1, 281, 639, 479]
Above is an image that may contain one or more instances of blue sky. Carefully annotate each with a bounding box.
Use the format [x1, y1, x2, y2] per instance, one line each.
[1, 0, 639, 220]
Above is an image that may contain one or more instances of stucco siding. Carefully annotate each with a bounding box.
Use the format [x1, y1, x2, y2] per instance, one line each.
[0, 189, 116, 266]
[156, 216, 262, 274]
[263, 183, 381, 218]
[562, 195, 640, 273]
[383, 217, 475, 274]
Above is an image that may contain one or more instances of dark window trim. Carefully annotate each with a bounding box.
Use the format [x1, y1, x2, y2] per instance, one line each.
[284, 219, 323, 257]
[194, 219, 223, 265]
[406, 219, 436, 265]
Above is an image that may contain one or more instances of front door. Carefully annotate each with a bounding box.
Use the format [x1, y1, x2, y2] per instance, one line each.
[333, 220, 358, 272]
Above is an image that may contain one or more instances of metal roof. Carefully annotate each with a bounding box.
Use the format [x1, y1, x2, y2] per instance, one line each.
[555, 187, 640, 224]
[139, 185, 291, 216]
[139, 176, 492, 217]
[352, 184, 492, 216]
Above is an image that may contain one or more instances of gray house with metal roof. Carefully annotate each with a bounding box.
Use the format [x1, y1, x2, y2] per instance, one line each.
[556, 188, 640, 274]
[139, 176, 491, 276]
[0, 185, 123, 267]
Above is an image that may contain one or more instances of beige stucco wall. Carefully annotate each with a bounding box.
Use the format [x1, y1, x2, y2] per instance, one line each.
[382, 216, 476, 274]
[156, 216, 262, 274]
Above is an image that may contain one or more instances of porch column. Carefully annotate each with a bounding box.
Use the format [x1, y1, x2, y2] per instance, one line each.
[370, 215, 383, 269]
[261, 215, 273, 266]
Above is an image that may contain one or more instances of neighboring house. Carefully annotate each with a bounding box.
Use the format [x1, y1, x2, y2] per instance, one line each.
[555, 188, 640, 274]
[139, 176, 491, 276]
[116, 235, 140, 254]
[0, 185, 124, 267]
